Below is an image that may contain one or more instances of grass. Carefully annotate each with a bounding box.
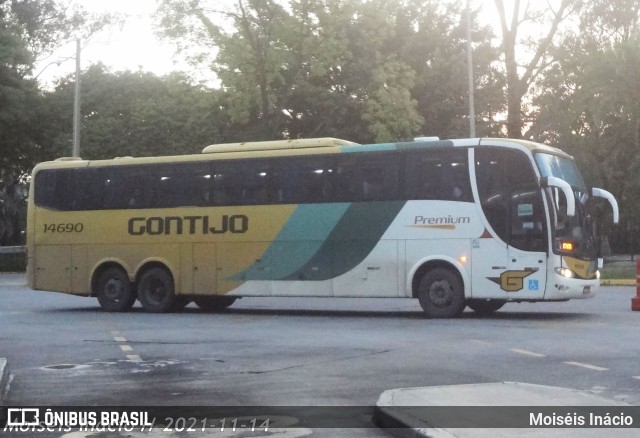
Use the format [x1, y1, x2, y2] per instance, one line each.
[0, 253, 26, 272]
[600, 261, 636, 280]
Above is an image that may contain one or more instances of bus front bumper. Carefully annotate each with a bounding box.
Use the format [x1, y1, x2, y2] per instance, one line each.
[545, 273, 599, 300]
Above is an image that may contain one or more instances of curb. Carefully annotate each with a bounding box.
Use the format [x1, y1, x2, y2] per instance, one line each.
[0, 358, 8, 406]
[600, 279, 635, 286]
[373, 382, 636, 438]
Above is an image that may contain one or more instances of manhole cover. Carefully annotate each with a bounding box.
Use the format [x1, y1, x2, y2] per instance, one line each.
[43, 364, 80, 370]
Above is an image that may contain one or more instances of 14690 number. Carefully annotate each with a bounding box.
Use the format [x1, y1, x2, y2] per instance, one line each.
[43, 223, 84, 233]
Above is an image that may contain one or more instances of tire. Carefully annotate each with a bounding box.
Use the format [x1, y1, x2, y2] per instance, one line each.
[194, 295, 237, 312]
[96, 267, 136, 312]
[136, 267, 176, 313]
[417, 268, 466, 318]
[467, 299, 506, 316]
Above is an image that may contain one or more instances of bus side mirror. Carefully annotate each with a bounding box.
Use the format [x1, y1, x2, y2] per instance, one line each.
[592, 188, 619, 224]
[541, 177, 576, 217]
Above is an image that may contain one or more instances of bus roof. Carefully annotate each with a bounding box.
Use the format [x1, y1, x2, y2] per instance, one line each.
[33, 137, 572, 172]
[202, 137, 359, 153]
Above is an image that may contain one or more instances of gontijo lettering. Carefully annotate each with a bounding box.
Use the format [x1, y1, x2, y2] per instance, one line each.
[128, 215, 248, 235]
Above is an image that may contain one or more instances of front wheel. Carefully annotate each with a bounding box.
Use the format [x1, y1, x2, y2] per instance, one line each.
[96, 267, 136, 312]
[136, 267, 176, 313]
[467, 299, 506, 316]
[417, 268, 466, 318]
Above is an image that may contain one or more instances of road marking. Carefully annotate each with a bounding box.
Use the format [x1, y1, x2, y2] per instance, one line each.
[511, 348, 546, 357]
[564, 361, 609, 371]
[127, 354, 143, 363]
[111, 331, 143, 362]
[632, 376, 640, 380]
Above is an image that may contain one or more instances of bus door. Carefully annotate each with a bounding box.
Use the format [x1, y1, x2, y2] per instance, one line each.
[473, 147, 547, 299]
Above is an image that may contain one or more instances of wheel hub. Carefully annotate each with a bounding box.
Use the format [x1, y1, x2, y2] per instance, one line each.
[429, 280, 452, 307]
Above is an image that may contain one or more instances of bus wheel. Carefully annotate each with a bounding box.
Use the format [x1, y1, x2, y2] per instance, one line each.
[96, 267, 136, 312]
[194, 296, 237, 312]
[417, 268, 466, 318]
[467, 299, 506, 316]
[137, 267, 176, 313]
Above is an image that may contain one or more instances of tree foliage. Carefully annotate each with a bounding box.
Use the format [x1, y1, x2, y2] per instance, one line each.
[42, 64, 231, 160]
[156, 0, 499, 142]
[2, 0, 640, 253]
[0, 0, 111, 245]
[529, 0, 640, 253]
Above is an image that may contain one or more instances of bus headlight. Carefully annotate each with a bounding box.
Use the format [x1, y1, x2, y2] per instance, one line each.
[555, 267, 575, 279]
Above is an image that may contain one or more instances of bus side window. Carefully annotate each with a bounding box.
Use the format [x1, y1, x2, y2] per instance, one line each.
[34, 169, 71, 210]
[475, 148, 546, 251]
[239, 160, 270, 205]
[211, 162, 243, 206]
[70, 168, 103, 211]
[333, 155, 361, 202]
[103, 166, 153, 210]
[293, 157, 331, 204]
[152, 163, 212, 208]
[406, 149, 471, 202]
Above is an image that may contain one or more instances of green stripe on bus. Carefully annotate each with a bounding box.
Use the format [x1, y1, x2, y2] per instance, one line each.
[340, 143, 397, 153]
[231, 203, 350, 281]
[280, 201, 405, 281]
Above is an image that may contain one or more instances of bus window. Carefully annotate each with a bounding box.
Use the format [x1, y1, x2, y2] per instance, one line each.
[475, 148, 546, 251]
[34, 169, 72, 211]
[103, 166, 154, 210]
[333, 153, 399, 202]
[34, 168, 103, 211]
[241, 161, 271, 205]
[152, 163, 212, 208]
[406, 149, 472, 202]
[70, 168, 103, 211]
[211, 161, 243, 206]
[289, 157, 332, 204]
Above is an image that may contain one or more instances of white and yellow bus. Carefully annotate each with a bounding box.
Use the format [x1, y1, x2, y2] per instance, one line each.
[26, 137, 619, 317]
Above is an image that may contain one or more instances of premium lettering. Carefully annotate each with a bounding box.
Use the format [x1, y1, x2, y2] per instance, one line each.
[128, 215, 248, 235]
[414, 215, 471, 225]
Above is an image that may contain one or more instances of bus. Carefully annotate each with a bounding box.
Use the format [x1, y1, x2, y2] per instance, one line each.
[26, 137, 619, 317]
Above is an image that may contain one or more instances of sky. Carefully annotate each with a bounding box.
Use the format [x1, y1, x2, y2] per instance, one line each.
[36, 0, 186, 84]
[36, 0, 509, 85]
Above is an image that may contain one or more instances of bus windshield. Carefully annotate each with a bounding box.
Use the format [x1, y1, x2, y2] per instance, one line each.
[534, 153, 598, 259]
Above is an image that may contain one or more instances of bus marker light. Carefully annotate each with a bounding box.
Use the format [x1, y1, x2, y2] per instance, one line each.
[561, 241, 574, 252]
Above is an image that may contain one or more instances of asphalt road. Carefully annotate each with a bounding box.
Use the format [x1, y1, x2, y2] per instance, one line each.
[1, 276, 639, 437]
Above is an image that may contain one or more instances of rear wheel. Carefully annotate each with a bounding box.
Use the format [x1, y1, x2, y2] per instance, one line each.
[467, 299, 506, 316]
[136, 267, 176, 313]
[194, 296, 237, 312]
[417, 268, 466, 318]
[96, 267, 136, 312]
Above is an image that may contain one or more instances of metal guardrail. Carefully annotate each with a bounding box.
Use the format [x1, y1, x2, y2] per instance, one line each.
[605, 255, 638, 262]
[0, 246, 25, 254]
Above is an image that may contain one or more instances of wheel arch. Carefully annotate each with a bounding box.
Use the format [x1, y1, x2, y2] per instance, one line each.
[408, 256, 470, 299]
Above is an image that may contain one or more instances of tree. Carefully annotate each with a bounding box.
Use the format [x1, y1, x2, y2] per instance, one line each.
[42, 65, 231, 160]
[156, 0, 500, 142]
[0, 1, 113, 245]
[529, 0, 640, 253]
[494, 0, 580, 138]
